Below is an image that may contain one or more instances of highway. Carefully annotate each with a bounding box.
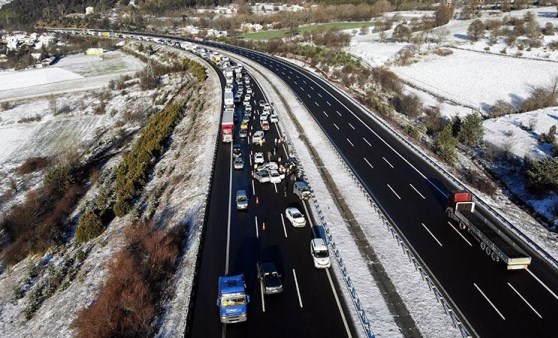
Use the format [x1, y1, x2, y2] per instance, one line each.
[186, 65, 355, 338]
[200, 41, 558, 337]
[47, 29, 558, 337]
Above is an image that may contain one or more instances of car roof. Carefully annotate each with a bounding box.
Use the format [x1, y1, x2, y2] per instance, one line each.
[311, 238, 327, 250]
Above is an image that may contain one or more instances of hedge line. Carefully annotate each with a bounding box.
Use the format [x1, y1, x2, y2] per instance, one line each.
[113, 101, 185, 217]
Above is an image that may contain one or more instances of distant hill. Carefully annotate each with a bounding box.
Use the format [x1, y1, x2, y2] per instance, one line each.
[0, 0, 119, 29]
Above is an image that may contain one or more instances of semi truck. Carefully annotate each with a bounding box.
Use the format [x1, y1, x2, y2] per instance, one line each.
[446, 191, 532, 270]
[217, 274, 249, 323]
[221, 109, 234, 143]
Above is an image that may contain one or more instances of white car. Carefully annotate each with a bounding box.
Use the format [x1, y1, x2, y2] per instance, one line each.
[270, 113, 278, 123]
[310, 238, 331, 269]
[261, 162, 279, 171]
[254, 152, 265, 164]
[246, 87, 253, 94]
[269, 169, 282, 184]
[260, 112, 269, 121]
[244, 94, 251, 102]
[254, 169, 270, 183]
[245, 105, 252, 114]
[252, 130, 265, 144]
[234, 157, 244, 170]
[285, 207, 306, 228]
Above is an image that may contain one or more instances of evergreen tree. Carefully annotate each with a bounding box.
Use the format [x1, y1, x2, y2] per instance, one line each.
[458, 112, 484, 147]
[434, 125, 458, 163]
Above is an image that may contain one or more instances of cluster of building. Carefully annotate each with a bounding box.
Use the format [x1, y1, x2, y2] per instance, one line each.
[0, 31, 59, 65]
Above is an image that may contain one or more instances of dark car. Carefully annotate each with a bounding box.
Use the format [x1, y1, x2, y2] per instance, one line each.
[233, 144, 242, 157]
[257, 261, 283, 295]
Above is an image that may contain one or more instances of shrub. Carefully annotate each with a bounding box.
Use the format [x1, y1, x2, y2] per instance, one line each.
[423, 106, 445, 135]
[465, 169, 497, 196]
[75, 210, 104, 243]
[490, 99, 516, 117]
[392, 23, 412, 42]
[539, 125, 556, 144]
[458, 112, 484, 147]
[526, 157, 558, 193]
[468, 19, 485, 41]
[371, 67, 403, 94]
[18, 157, 50, 175]
[543, 22, 554, 36]
[434, 4, 453, 27]
[433, 125, 458, 163]
[521, 78, 558, 112]
[392, 93, 423, 118]
[73, 222, 183, 338]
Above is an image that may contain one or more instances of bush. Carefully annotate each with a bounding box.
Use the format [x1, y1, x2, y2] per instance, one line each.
[490, 100, 516, 117]
[458, 112, 484, 147]
[521, 78, 558, 112]
[73, 222, 183, 338]
[392, 23, 412, 42]
[465, 169, 497, 196]
[433, 125, 458, 163]
[468, 19, 485, 41]
[392, 93, 422, 118]
[526, 157, 558, 193]
[75, 210, 104, 243]
[423, 106, 445, 135]
[371, 67, 402, 94]
[18, 157, 50, 175]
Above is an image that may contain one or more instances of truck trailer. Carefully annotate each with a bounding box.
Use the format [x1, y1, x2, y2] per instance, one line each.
[221, 109, 234, 143]
[224, 91, 234, 107]
[446, 191, 531, 270]
[217, 274, 249, 323]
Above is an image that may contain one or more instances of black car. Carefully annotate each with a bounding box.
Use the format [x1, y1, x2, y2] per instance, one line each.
[257, 261, 283, 295]
[233, 144, 242, 157]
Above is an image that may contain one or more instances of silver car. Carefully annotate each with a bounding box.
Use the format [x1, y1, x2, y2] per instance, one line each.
[234, 157, 244, 170]
[254, 169, 270, 183]
[236, 190, 248, 210]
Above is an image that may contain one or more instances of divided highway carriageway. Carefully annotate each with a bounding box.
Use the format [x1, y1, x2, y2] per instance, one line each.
[200, 40, 558, 338]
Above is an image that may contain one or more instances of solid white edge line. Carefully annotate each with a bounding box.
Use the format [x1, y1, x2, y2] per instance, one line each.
[421, 223, 443, 247]
[507, 282, 542, 318]
[474, 283, 506, 320]
[409, 184, 426, 199]
[226, 143, 233, 274]
[260, 272, 266, 312]
[447, 222, 473, 246]
[326, 268, 353, 338]
[382, 157, 394, 169]
[292, 268, 304, 308]
[364, 157, 374, 169]
[281, 213, 288, 238]
[255, 215, 259, 239]
[526, 268, 558, 300]
[347, 138, 354, 147]
[387, 184, 401, 200]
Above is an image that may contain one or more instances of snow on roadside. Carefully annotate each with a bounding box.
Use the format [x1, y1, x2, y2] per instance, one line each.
[225, 51, 459, 337]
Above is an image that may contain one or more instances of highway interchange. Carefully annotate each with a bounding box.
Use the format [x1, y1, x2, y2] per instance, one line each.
[198, 40, 558, 337]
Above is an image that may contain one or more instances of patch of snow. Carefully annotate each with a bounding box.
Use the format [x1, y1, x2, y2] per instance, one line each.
[0, 68, 82, 91]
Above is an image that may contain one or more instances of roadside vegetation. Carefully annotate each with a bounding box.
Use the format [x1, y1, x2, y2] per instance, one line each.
[73, 221, 184, 338]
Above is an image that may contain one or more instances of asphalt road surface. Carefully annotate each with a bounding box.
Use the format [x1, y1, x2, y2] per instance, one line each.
[186, 65, 355, 338]
[201, 41, 558, 338]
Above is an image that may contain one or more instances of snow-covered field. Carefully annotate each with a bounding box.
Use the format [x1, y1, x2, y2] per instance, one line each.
[0, 52, 144, 102]
[392, 48, 558, 112]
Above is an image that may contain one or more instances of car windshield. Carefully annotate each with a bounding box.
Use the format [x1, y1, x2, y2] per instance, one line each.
[237, 196, 247, 201]
[314, 249, 329, 258]
[292, 212, 302, 218]
[221, 296, 246, 307]
[270, 171, 279, 177]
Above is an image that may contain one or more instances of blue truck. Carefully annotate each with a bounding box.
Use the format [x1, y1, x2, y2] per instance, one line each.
[217, 274, 249, 323]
